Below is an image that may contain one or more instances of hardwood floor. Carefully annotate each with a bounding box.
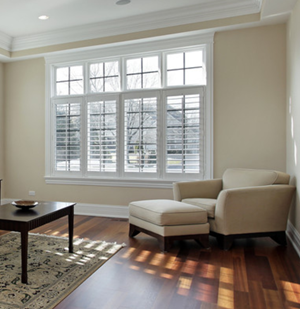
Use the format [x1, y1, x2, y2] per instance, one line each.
[7, 215, 300, 309]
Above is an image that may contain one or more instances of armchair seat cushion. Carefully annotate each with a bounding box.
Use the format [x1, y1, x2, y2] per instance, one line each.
[182, 198, 217, 218]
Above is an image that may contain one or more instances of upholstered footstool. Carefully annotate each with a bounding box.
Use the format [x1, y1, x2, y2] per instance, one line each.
[128, 199, 209, 251]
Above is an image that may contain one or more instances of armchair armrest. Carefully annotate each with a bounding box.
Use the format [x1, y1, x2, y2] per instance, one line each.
[211, 185, 296, 235]
[173, 179, 222, 201]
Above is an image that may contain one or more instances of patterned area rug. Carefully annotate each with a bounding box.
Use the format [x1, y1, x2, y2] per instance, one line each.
[0, 232, 124, 309]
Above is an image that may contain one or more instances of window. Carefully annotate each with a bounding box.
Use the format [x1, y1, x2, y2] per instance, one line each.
[165, 91, 203, 174]
[45, 35, 213, 188]
[166, 51, 206, 86]
[124, 94, 158, 174]
[56, 66, 84, 95]
[126, 56, 160, 89]
[89, 61, 120, 92]
[87, 99, 117, 173]
[54, 99, 81, 171]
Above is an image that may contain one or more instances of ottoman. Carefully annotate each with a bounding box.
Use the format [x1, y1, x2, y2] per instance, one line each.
[129, 199, 209, 251]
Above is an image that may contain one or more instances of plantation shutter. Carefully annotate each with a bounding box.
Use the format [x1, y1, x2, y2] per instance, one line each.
[124, 93, 158, 176]
[87, 99, 118, 173]
[165, 87, 205, 175]
[54, 100, 81, 172]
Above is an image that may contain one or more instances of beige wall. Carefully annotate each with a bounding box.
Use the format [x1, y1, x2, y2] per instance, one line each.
[287, 1, 300, 233]
[2, 24, 287, 208]
[0, 63, 4, 181]
[214, 24, 286, 177]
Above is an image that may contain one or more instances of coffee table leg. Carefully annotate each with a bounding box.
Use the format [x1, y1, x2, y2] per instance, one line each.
[68, 206, 74, 253]
[21, 231, 28, 284]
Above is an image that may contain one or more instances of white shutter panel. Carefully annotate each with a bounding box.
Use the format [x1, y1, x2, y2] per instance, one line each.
[124, 94, 158, 175]
[165, 87, 204, 175]
[55, 101, 81, 172]
[87, 99, 117, 173]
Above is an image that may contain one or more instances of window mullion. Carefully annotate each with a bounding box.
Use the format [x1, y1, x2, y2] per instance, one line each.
[81, 98, 87, 177]
[157, 90, 164, 179]
[119, 94, 125, 178]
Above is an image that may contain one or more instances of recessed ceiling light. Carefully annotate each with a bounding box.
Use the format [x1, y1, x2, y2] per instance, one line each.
[116, 0, 131, 5]
[38, 15, 49, 20]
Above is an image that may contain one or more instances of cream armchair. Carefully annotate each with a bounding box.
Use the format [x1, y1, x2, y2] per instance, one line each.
[173, 168, 296, 250]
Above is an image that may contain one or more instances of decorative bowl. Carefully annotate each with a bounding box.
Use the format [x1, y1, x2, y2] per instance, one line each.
[12, 200, 39, 209]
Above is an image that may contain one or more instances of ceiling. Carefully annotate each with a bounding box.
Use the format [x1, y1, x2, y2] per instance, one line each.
[0, 0, 297, 55]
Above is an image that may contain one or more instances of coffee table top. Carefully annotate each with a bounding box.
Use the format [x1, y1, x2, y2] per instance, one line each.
[0, 201, 75, 222]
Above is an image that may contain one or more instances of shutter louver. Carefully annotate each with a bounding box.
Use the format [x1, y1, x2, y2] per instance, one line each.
[124, 97, 158, 173]
[55, 103, 81, 171]
[87, 100, 117, 172]
[166, 92, 203, 174]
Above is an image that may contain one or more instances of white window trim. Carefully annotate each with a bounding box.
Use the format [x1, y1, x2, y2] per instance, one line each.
[44, 31, 214, 188]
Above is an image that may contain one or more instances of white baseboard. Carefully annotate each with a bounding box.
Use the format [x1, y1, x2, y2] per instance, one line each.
[1, 198, 129, 219]
[287, 220, 300, 258]
[75, 203, 129, 219]
[1, 198, 12, 205]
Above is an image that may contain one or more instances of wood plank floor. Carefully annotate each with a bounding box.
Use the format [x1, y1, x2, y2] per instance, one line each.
[6, 215, 300, 309]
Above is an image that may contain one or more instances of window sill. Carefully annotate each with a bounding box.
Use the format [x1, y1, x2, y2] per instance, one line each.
[44, 176, 176, 189]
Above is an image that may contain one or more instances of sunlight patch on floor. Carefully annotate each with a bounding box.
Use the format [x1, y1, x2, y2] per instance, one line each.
[135, 250, 151, 262]
[195, 282, 216, 302]
[220, 267, 234, 284]
[200, 263, 218, 279]
[217, 287, 234, 309]
[144, 269, 156, 275]
[217, 267, 234, 309]
[165, 256, 180, 270]
[121, 247, 135, 259]
[130, 265, 140, 271]
[160, 273, 173, 279]
[149, 253, 165, 266]
[281, 281, 300, 303]
[181, 260, 197, 275]
[177, 275, 192, 296]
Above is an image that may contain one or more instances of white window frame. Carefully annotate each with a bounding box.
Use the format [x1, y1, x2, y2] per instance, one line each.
[44, 32, 214, 188]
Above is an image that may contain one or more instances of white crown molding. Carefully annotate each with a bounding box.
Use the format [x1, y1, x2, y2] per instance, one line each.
[44, 31, 215, 64]
[10, 0, 261, 52]
[0, 30, 12, 51]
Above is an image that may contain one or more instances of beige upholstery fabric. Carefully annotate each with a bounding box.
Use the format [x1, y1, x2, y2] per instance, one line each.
[209, 185, 295, 235]
[173, 179, 222, 201]
[182, 198, 217, 218]
[129, 199, 207, 226]
[173, 168, 296, 239]
[129, 216, 210, 237]
[222, 168, 290, 189]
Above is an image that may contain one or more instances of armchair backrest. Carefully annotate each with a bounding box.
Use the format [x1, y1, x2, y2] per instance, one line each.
[222, 168, 290, 190]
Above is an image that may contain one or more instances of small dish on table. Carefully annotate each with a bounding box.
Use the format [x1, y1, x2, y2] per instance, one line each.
[12, 200, 38, 209]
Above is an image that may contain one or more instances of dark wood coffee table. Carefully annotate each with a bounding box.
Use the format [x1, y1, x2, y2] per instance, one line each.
[0, 201, 75, 284]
